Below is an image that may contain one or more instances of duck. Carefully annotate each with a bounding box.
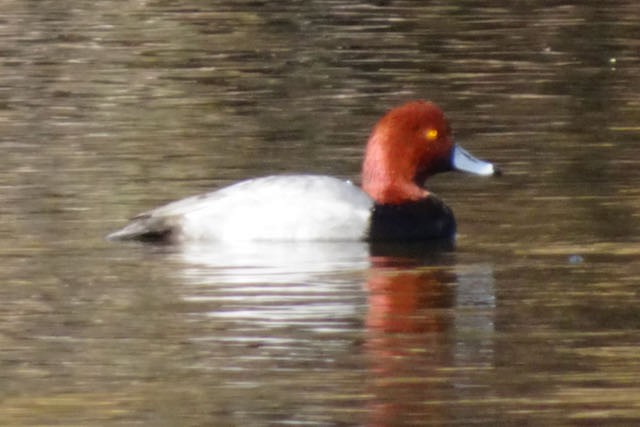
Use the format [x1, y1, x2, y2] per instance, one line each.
[107, 100, 499, 243]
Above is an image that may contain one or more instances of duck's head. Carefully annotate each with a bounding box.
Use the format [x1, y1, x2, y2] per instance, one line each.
[362, 100, 499, 205]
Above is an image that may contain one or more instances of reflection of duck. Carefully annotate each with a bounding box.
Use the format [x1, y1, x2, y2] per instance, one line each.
[176, 241, 370, 330]
[367, 262, 456, 334]
[178, 241, 369, 284]
[365, 255, 457, 426]
[108, 101, 498, 243]
[365, 253, 496, 426]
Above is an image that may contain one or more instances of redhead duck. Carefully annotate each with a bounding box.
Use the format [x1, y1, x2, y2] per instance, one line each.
[108, 101, 499, 242]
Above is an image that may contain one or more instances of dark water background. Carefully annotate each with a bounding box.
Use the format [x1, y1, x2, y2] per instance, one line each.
[1, 1, 640, 425]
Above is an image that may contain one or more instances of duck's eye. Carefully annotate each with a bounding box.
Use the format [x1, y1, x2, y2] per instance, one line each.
[425, 128, 439, 141]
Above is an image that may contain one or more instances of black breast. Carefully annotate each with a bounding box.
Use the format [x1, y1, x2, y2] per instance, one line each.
[367, 196, 456, 241]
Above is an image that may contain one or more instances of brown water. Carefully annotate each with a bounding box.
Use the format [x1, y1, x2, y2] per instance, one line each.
[1, 1, 640, 425]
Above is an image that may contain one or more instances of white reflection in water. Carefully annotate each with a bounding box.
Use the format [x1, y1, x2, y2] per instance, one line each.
[178, 240, 370, 283]
[172, 239, 497, 347]
[175, 241, 370, 331]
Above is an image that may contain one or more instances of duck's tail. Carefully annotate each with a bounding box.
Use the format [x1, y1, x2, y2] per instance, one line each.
[107, 215, 174, 243]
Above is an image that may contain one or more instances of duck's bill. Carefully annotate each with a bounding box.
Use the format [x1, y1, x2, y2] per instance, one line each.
[451, 144, 501, 176]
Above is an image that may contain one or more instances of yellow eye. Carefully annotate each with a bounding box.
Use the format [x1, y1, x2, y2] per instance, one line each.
[425, 128, 439, 141]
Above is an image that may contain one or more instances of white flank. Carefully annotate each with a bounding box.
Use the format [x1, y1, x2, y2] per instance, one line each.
[152, 175, 373, 242]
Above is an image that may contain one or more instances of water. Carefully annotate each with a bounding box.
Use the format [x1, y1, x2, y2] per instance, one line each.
[1, 1, 640, 425]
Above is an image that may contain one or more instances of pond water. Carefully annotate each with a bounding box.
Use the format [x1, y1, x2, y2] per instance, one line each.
[1, 1, 640, 425]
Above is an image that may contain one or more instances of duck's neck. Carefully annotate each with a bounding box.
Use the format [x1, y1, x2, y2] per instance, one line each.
[361, 135, 427, 205]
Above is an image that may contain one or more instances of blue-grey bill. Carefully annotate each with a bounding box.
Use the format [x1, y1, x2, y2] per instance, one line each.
[451, 144, 498, 176]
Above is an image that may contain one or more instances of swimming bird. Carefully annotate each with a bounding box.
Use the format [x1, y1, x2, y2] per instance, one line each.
[108, 100, 499, 243]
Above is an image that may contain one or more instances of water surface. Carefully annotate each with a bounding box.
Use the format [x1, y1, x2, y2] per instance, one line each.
[1, 1, 640, 425]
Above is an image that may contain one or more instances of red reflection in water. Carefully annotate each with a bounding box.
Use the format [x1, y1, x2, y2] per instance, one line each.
[365, 254, 457, 427]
